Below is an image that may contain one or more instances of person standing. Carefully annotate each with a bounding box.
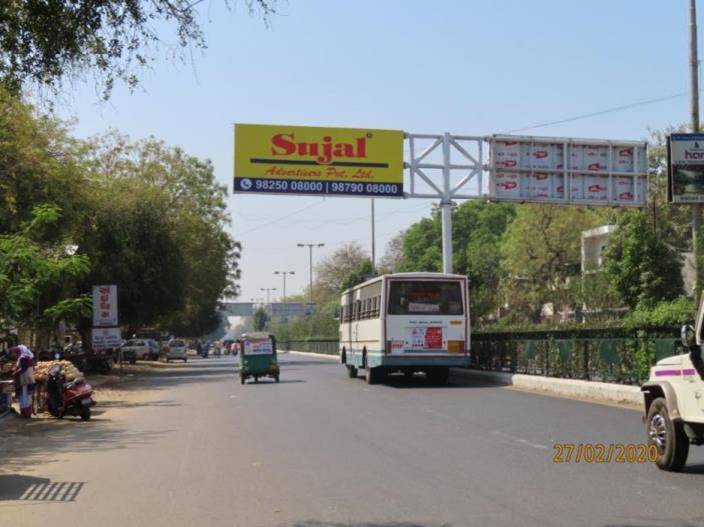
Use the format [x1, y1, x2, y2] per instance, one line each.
[13, 345, 36, 418]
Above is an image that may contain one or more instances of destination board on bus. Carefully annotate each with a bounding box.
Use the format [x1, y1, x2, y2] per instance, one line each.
[234, 124, 404, 197]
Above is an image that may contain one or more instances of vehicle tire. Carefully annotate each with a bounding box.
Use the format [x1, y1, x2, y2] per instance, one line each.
[365, 366, 380, 385]
[427, 367, 450, 385]
[347, 365, 358, 378]
[647, 397, 689, 471]
[184, 358, 187, 363]
[275, 374, 280, 383]
[129, 357, 136, 365]
[240, 374, 245, 385]
[80, 406, 91, 421]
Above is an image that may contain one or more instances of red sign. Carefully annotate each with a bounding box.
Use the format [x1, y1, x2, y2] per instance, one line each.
[425, 327, 443, 349]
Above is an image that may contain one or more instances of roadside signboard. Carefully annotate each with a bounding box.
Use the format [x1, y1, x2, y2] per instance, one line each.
[92, 285, 118, 327]
[234, 123, 404, 197]
[668, 133, 704, 203]
[488, 135, 648, 206]
[269, 303, 315, 317]
[92, 327, 122, 350]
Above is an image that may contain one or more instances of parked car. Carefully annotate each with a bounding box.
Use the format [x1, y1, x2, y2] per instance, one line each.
[165, 339, 188, 363]
[121, 339, 159, 363]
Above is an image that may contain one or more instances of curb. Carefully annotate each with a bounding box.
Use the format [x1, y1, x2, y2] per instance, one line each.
[454, 368, 643, 407]
[286, 350, 643, 407]
[288, 350, 339, 361]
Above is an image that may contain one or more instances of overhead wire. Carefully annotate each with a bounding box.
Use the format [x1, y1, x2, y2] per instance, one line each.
[501, 92, 689, 134]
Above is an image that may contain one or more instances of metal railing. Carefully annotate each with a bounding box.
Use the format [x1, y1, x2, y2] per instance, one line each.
[282, 326, 683, 385]
[282, 339, 339, 355]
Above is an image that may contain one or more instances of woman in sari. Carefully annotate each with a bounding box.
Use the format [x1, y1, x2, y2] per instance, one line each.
[13, 345, 36, 418]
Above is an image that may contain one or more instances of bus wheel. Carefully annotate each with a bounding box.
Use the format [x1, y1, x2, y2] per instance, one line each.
[366, 367, 380, 385]
[347, 365, 358, 378]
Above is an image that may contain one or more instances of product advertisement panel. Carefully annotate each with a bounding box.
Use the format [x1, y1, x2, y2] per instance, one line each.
[668, 133, 704, 203]
[234, 123, 404, 197]
[489, 135, 647, 206]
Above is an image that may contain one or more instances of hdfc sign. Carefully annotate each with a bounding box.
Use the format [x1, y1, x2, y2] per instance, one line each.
[234, 124, 404, 197]
[668, 133, 704, 203]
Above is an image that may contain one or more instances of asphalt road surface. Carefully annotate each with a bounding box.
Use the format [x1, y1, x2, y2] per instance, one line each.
[2, 353, 704, 527]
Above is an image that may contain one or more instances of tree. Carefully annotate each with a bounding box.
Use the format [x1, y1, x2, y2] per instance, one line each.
[340, 259, 374, 292]
[0, 87, 85, 236]
[315, 242, 370, 301]
[82, 133, 241, 335]
[603, 211, 684, 309]
[76, 181, 187, 336]
[0, 1, 276, 98]
[499, 205, 604, 322]
[0, 205, 91, 334]
[398, 200, 515, 323]
[378, 230, 406, 273]
[253, 307, 269, 331]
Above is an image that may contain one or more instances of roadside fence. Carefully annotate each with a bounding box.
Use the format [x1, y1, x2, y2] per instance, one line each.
[282, 326, 684, 385]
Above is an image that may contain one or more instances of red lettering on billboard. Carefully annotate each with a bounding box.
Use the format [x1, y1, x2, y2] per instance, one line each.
[271, 133, 367, 165]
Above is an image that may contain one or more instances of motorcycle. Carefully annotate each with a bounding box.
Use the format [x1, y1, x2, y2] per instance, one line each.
[46, 364, 95, 421]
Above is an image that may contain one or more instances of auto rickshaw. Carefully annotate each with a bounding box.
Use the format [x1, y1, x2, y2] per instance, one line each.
[237, 333, 279, 384]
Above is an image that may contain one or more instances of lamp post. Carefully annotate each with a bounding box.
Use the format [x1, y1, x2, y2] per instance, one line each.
[297, 243, 324, 304]
[273, 271, 295, 303]
[260, 287, 277, 304]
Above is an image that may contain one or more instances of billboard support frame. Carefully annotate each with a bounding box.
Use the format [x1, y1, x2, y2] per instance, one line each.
[235, 125, 649, 276]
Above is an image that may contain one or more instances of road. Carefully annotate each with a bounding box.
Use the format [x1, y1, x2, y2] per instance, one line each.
[2, 353, 704, 527]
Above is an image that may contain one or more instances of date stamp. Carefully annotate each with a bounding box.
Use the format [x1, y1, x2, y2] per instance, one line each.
[552, 443, 658, 463]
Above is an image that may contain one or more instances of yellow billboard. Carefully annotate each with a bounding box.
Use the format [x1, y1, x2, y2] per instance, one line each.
[234, 123, 404, 197]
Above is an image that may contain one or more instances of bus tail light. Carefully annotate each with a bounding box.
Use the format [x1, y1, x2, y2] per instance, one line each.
[448, 340, 464, 353]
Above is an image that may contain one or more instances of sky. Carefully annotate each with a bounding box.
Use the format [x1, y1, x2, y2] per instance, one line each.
[57, 0, 698, 303]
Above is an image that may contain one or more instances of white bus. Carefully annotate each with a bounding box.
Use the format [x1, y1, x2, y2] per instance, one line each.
[339, 272, 470, 384]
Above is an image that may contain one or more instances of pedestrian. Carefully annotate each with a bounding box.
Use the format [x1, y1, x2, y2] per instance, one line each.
[13, 345, 36, 418]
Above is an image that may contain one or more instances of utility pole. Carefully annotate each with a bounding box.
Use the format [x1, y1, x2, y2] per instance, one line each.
[274, 271, 295, 303]
[691, 0, 702, 290]
[297, 243, 324, 304]
[440, 134, 453, 274]
[371, 199, 376, 272]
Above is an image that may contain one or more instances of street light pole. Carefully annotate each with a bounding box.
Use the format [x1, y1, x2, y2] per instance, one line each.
[274, 271, 295, 303]
[691, 0, 702, 291]
[371, 198, 376, 272]
[260, 287, 277, 303]
[297, 243, 324, 304]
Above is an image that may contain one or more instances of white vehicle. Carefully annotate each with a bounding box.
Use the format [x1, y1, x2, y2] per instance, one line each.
[339, 273, 470, 384]
[121, 339, 159, 363]
[642, 295, 704, 471]
[165, 339, 188, 363]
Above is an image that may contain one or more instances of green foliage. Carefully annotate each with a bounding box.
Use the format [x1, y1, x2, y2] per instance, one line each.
[603, 211, 684, 309]
[253, 307, 269, 332]
[0, 89, 239, 343]
[268, 300, 340, 341]
[76, 183, 187, 331]
[622, 296, 695, 329]
[499, 205, 604, 322]
[399, 200, 515, 323]
[0, 1, 275, 98]
[0, 205, 90, 332]
[341, 258, 374, 292]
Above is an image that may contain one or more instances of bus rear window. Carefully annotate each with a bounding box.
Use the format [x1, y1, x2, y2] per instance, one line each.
[387, 281, 463, 315]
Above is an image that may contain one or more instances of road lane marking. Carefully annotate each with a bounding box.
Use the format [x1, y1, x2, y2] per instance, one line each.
[491, 430, 549, 450]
